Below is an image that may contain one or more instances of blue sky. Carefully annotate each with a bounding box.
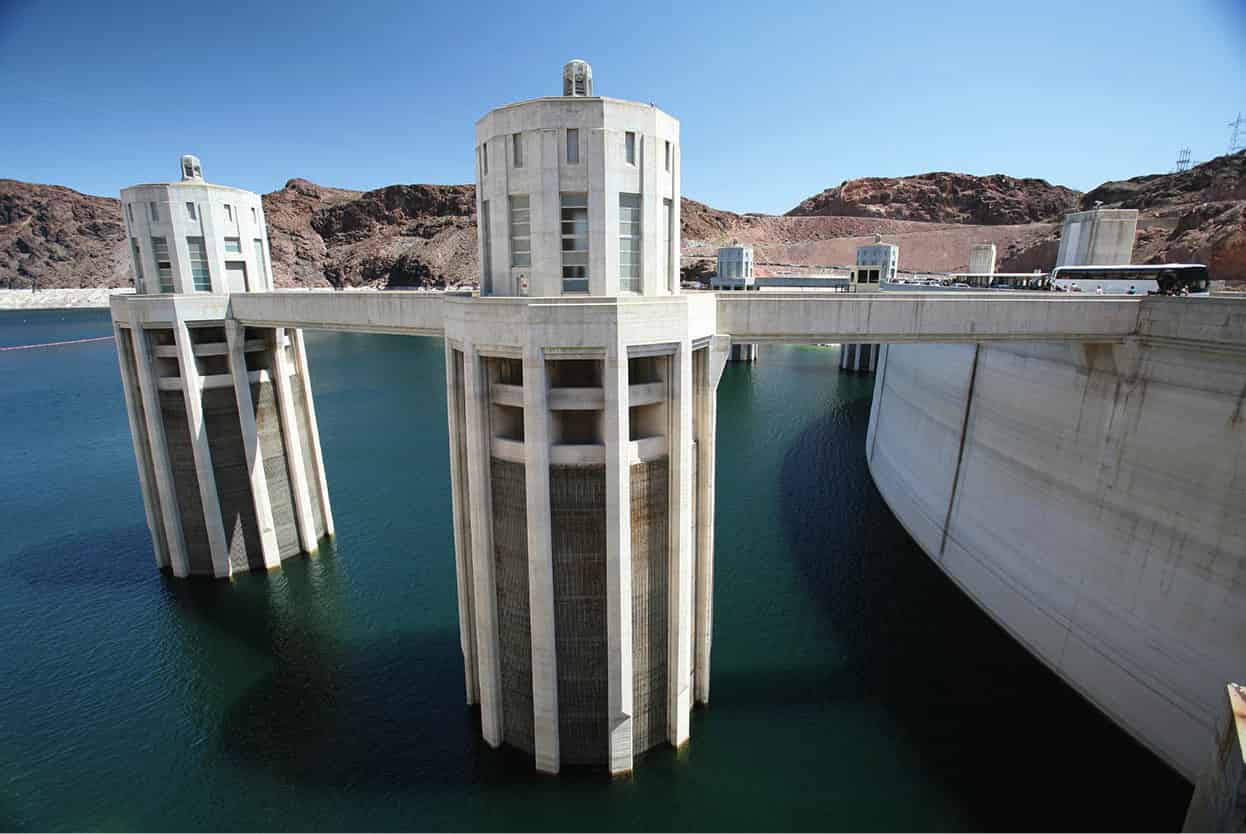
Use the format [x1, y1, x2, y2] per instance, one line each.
[1, 0, 1243, 214]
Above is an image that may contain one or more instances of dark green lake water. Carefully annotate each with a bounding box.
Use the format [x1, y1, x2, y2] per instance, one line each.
[0, 309, 1188, 831]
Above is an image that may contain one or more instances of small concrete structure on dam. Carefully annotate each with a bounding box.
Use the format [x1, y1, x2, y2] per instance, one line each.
[110, 62, 1244, 783]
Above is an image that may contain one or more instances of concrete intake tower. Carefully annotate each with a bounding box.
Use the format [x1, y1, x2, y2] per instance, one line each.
[453, 60, 722, 773]
[112, 157, 333, 578]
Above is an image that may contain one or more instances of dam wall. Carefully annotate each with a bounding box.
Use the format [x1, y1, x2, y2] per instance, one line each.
[865, 304, 1246, 781]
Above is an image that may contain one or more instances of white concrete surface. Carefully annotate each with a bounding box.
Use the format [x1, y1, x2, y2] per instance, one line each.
[172, 318, 232, 578]
[712, 246, 754, 290]
[225, 320, 281, 570]
[475, 64, 679, 298]
[522, 343, 560, 774]
[1055, 208, 1139, 268]
[866, 297, 1246, 780]
[440, 294, 717, 773]
[112, 321, 169, 570]
[121, 157, 272, 295]
[968, 243, 996, 276]
[716, 292, 1143, 344]
[270, 328, 319, 555]
[852, 238, 899, 287]
[462, 346, 504, 747]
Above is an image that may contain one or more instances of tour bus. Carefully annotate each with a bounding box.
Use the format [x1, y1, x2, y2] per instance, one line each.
[1049, 264, 1211, 295]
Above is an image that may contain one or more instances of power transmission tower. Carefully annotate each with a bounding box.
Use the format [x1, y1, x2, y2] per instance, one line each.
[1174, 147, 1192, 172]
[1231, 113, 1245, 154]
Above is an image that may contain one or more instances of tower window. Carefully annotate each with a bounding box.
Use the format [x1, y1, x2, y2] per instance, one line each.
[560, 193, 589, 293]
[185, 202, 197, 221]
[224, 237, 241, 253]
[251, 207, 257, 225]
[512, 133, 523, 168]
[151, 237, 173, 293]
[126, 203, 134, 223]
[625, 132, 636, 165]
[480, 200, 492, 293]
[130, 238, 144, 293]
[149, 202, 160, 222]
[186, 237, 211, 291]
[566, 129, 579, 164]
[663, 198, 673, 292]
[254, 239, 268, 287]
[619, 193, 641, 293]
[509, 195, 531, 268]
[665, 141, 671, 171]
[224, 204, 233, 222]
[482, 143, 488, 175]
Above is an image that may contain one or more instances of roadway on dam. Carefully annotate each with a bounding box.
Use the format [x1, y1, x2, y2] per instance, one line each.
[220, 290, 1162, 345]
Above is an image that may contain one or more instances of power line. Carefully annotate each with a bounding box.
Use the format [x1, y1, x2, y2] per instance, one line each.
[1231, 113, 1245, 154]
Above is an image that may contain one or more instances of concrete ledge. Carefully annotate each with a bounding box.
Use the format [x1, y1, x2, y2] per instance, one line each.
[491, 436, 526, 463]
[548, 387, 606, 410]
[154, 339, 265, 358]
[550, 443, 605, 465]
[628, 382, 665, 406]
[491, 383, 524, 408]
[716, 292, 1144, 345]
[630, 435, 667, 463]
[229, 291, 449, 336]
[156, 368, 277, 392]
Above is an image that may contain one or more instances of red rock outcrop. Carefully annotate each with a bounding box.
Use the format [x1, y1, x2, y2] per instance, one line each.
[0, 180, 130, 290]
[2, 155, 1239, 291]
[999, 152, 1246, 283]
[786, 172, 1081, 225]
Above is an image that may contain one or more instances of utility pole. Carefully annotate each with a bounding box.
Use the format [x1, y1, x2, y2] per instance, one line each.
[1230, 112, 1245, 154]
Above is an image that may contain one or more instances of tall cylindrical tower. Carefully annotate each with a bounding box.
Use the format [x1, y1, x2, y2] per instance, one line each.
[450, 63, 723, 775]
[110, 156, 333, 578]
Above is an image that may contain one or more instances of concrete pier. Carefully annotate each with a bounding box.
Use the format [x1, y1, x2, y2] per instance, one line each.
[838, 343, 878, 372]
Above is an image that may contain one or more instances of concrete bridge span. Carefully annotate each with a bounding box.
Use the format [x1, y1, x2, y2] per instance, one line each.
[225, 290, 1148, 344]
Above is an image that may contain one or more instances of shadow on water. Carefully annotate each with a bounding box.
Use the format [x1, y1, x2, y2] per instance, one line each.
[775, 391, 1191, 831]
[155, 543, 558, 795]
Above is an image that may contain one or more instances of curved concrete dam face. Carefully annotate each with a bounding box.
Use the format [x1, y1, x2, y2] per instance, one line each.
[866, 336, 1245, 781]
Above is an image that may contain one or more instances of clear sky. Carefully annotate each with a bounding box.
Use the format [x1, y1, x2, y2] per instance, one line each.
[1, 0, 1243, 214]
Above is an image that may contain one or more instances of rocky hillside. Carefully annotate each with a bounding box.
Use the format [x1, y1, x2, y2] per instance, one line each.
[3, 154, 1242, 291]
[786, 172, 1081, 225]
[999, 151, 1246, 280]
[1080, 150, 1246, 210]
[263, 179, 478, 289]
[0, 180, 130, 290]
